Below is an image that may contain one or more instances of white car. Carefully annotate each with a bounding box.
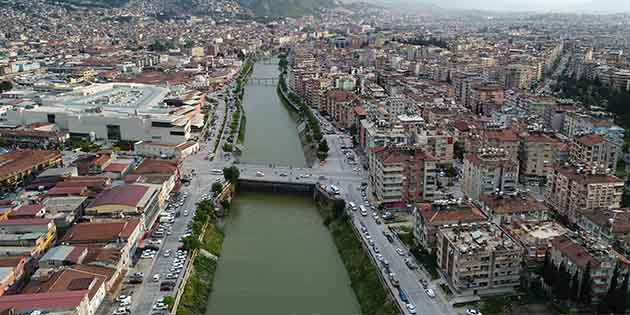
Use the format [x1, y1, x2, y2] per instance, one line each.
[113, 307, 130, 315]
[396, 248, 406, 256]
[153, 302, 168, 310]
[152, 274, 160, 282]
[425, 288, 436, 298]
[466, 309, 482, 315]
[406, 303, 417, 314]
[256, 171, 264, 177]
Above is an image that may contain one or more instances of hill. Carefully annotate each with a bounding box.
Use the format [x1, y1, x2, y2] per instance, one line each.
[236, 0, 334, 17]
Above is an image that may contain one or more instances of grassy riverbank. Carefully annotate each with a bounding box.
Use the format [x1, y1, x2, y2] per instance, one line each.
[176, 223, 224, 315]
[319, 208, 399, 315]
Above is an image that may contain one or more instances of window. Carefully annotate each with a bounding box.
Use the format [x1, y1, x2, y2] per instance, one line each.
[152, 121, 173, 128]
[170, 130, 186, 136]
[47, 114, 55, 123]
[106, 125, 121, 141]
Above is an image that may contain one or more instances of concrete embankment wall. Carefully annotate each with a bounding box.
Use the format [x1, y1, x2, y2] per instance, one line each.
[237, 179, 339, 206]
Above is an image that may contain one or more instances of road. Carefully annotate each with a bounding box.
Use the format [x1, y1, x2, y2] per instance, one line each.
[96, 91, 234, 315]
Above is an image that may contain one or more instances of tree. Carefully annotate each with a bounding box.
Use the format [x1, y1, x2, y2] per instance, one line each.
[181, 235, 201, 250]
[162, 296, 175, 310]
[0, 81, 12, 93]
[604, 264, 620, 313]
[622, 188, 630, 208]
[212, 182, 223, 195]
[543, 251, 553, 286]
[453, 141, 465, 160]
[554, 261, 570, 300]
[220, 199, 231, 210]
[223, 166, 240, 185]
[570, 270, 580, 302]
[318, 139, 329, 153]
[317, 151, 328, 161]
[580, 263, 593, 305]
[332, 199, 346, 219]
[615, 272, 630, 314]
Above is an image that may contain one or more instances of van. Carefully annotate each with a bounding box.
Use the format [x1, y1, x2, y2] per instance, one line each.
[348, 202, 357, 211]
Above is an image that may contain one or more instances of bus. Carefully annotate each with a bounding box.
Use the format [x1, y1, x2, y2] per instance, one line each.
[211, 169, 223, 175]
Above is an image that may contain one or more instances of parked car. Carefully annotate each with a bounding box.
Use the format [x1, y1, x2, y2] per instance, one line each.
[425, 288, 436, 298]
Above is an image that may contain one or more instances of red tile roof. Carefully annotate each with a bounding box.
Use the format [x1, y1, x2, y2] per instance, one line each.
[89, 184, 150, 208]
[577, 134, 604, 146]
[0, 290, 88, 313]
[551, 235, 601, 269]
[416, 203, 486, 225]
[0, 150, 61, 180]
[103, 163, 129, 173]
[0, 218, 52, 226]
[61, 219, 140, 243]
[8, 204, 44, 218]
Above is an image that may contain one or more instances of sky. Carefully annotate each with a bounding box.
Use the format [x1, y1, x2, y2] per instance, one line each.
[416, 0, 628, 12]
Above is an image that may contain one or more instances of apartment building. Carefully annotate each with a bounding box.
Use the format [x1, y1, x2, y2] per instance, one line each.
[545, 164, 624, 223]
[462, 148, 519, 203]
[479, 192, 549, 225]
[504, 64, 536, 90]
[413, 200, 486, 252]
[324, 89, 359, 128]
[369, 146, 438, 209]
[503, 220, 567, 265]
[469, 82, 504, 116]
[549, 234, 618, 301]
[436, 222, 523, 296]
[519, 132, 557, 183]
[482, 129, 520, 161]
[569, 133, 620, 170]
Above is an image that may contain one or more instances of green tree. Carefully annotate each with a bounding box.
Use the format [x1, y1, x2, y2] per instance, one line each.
[318, 139, 329, 153]
[580, 263, 593, 305]
[543, 251, 553, 286]
[162, 296, 175, 310]
[181, 235, 201, 250]
[317, 151, 328, 161]
[332, 199, 346, 219]
[615, 272, 630, 314]
[212, 182, 223, 195]
[0, 81, 12, 92]
[453, 141, 465, 160]
[623, 189, 630, 208]
[570, 270, 580, 302]
[220, 199, 231, 210]
[223, 166, 240, 185]
[554, 261, 569, 300]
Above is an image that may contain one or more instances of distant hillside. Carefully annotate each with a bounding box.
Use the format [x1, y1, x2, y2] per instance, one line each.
[46, 0, 130, 8]
[236, 0, 334, 17]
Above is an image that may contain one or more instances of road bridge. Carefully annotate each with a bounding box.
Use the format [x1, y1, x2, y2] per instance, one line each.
[247, 77, 279, 86]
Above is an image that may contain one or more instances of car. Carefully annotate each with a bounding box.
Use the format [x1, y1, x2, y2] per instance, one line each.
[119, 299, 131, 307]
[113, 307, 130, 315]
[256, 171, 264, 177]
[152, 274, 160, 282]
[116, 295, 129, 302]
[406, 303, 417, 314]
[183, 210, 189, 216]
[153, 303, 168, 310]
[375, 254, 384, 261]
[399, 290, 409, 303]
[396, 248, 406, 256]
[372, 246, 380, 254]
[133, 272, 144, 278]
[419, 279, 428, 289]
[368, 239, 374, 246]
[425, 288, 436, 298]
[466, 310, 482, 315]
[166, 273, 178, 280]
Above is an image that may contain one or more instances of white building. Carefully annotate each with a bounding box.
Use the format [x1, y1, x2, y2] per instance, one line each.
[6, 83, 192, 144]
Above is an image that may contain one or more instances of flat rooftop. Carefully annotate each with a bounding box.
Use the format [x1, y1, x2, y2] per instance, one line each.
[440, 222, 521, 253]
[42, 83, 169, 115]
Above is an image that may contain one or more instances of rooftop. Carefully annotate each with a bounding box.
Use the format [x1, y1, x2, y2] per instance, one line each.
[441, 222, 522, 254]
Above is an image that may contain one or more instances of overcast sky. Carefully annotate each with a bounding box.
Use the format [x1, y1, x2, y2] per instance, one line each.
[417, 0, 626, 12]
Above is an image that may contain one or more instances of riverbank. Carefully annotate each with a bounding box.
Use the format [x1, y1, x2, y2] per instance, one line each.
[175, 201, 225, 315]
[318, 205, 400, 315]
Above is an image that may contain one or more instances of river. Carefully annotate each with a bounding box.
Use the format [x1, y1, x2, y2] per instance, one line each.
[238, 58, 306, 167]
[206, 59, 360, 315]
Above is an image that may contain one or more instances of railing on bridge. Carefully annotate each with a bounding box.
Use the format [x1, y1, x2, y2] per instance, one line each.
[247, 77, 279, 86]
